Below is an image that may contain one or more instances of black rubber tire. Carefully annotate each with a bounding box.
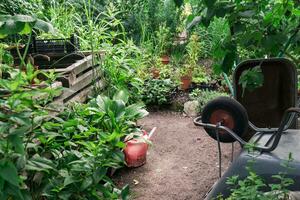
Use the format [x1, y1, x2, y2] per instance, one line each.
[202, 96, 249, 143]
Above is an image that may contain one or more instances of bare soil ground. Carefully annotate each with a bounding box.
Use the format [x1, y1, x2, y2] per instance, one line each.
[114, 111, 238, 200]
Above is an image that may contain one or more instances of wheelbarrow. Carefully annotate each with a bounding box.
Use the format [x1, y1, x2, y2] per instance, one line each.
[194, 58, 300, 199]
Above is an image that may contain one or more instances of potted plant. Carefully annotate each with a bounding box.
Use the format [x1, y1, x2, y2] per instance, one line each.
[192, 67, 212, 89]
[154, 24, 172, 65]
[161, 54, 170, 65]
[151, 67, 160, 79]
[179, 34, 201, 90]
[179, 65, 192, 90]
[149, 56, 162, 79]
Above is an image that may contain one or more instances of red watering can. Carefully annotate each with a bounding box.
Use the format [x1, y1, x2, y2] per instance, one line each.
[124, 127, 156, 167]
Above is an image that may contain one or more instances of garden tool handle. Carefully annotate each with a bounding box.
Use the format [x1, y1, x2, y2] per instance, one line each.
[258, 107, 300, 152]
[193, 116, 247, 146]
[193, 116, 203, 127]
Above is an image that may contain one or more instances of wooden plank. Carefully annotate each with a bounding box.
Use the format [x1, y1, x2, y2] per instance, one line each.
[41, 57, 93, 74]
[66, 79, 105, 104]
[14, 53, 85, 69]
[63, 55, 93, 76]
[42, 68, 70, 73]
[49, 78, 105, 109]
[54, 68, 103, 102]
[51, 81, 63, 89]
[37, 52, 105, 106]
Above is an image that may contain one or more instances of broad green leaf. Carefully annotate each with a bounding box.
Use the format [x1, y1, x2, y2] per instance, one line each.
[113, 90, 129, 104]
[34, 19, 55, 34]
[26, 155, 55, 173]
[221, 46, 236, 74]
[238, 10, 255, 18]
[204, 0, 217, 8]
[80, 176, 93, 191]
[111, 100, 126, 118]
[293, 8, 300, 16]
[0, 20, 25, 36]
[8, 134, 24, 154]
[5, 183, 24, 200]
[116, 141, 125, 148]
[63, 175, 78, 187]
[12, 15, 35, 23]
[0, 161, 19, 187]
[125, 103, 148, 119]
[19, 22, 32, 35]
[96, 95, 111, 112]
[0, 15, 54, 36]
[93, 167, 107, 183]
[121, 185, 129, 200]
[9, 125, 30, 136]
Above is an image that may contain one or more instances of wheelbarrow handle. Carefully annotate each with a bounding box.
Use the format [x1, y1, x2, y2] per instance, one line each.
[193, 116, 247, 146]
[259, 107, 300, 152]
[193, 116, 203, 126]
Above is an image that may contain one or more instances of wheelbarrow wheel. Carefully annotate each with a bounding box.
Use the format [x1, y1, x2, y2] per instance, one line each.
[202, 96, 248, 143]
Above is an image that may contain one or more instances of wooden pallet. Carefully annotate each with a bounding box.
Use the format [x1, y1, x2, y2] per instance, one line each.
[12, 51, 105, 105]
[50, 54, 105, 104]
[34, 53, 105, 104]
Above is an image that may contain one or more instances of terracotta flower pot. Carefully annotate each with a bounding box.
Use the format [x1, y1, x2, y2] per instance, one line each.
[161, 55, 170, 65]
[181, 75, 192, 90]
[151, 68, 160, 79]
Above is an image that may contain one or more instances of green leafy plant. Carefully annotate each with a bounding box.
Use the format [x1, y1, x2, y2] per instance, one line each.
[154, 23, 172, 56]
[178, 34, 202, 78]
[189, 89, 228, 112]
[185, 34, 201, 68]
[0, 59, 60, 199]
[223, 153, 295, 200]
[0, 13, 136, 198]
[194, 0, 300, 74]
[192, 67, 210, 84]
[37, 90, 147, 199]
[101, 40, 144, 102]
[141, 79, 176, 105]
[0, 14, 55, 68]
[238, 66, 264, 96]
[194, 17, 230, 60]
[0, 14, 54, 38]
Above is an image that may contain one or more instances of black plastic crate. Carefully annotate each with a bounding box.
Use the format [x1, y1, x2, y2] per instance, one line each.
[10, 34, 80, 56]
[30, 34, 80, 54]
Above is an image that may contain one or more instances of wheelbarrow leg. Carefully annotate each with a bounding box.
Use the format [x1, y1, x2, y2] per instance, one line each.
[216, 122, 222, 178]
[231, 143, 234, 163]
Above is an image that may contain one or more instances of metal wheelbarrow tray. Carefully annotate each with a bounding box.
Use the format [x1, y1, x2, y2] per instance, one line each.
[194, 58, 300, 199]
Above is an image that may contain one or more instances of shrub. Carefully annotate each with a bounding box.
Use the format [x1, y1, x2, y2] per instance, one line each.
[189, 89, 228, 113]
[37, 90, 148, 199]
[0, 68, 144, 198]
[141, 79, 176, 105]
[0, 47, 145, 198]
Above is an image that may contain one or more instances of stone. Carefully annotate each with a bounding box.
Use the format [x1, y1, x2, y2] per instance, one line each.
[184, 100, 200, 117]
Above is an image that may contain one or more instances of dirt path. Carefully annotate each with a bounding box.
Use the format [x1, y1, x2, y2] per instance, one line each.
[114, 111, 237, 200]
